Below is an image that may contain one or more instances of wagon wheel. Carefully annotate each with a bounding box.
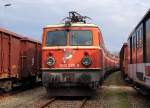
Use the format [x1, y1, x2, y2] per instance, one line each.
[3, 81, 13, 92]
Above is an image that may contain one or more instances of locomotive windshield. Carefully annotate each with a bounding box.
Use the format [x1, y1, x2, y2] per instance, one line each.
[46, 30, 92, 46]
[70, 30, 92, 46]
[46, 31, 67, 46]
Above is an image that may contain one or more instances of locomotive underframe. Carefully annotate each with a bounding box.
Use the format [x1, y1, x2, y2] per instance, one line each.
[42, 69, 102, 96]
[42, 69, 102, 85]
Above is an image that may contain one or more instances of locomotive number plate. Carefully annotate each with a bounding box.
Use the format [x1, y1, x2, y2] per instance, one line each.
[59, 64, 80, 68]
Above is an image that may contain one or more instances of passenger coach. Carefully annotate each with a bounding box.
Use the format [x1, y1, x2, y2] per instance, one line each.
[120, 9, 150, 91]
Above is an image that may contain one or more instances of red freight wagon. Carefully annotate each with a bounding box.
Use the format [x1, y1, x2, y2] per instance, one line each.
[0, 28, 41, 91]
[119, 43, 128, 79]
[21, 38, 41, 79]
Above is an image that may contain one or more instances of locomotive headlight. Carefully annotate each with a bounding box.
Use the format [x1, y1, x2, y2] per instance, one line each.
[82, 56, 91, 67]
[46, 56, 55, 66]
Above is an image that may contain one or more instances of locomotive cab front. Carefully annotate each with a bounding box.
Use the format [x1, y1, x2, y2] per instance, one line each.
[41, 12, 104, 96]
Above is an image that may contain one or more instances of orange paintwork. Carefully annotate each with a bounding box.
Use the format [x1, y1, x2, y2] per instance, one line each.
[42, 26, 119, 71]
[42, 26, 102, 69]
[42, 27, 100, 47]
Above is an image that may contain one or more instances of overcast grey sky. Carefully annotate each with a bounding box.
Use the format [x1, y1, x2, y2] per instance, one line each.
[0, 0, 150, 52]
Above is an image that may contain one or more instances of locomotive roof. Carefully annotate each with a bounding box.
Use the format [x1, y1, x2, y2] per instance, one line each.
[44, 23, 98, 28]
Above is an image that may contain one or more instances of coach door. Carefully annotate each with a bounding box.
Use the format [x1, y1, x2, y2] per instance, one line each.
[145, 18, 150, 79]
[131, 33, 137, 80]
[136, 24, 145, 82]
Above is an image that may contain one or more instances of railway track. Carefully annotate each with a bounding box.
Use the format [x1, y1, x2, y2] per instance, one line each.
[40, 97, 56, 108]
[40, 97, 88, 108]
[0, 81, 42, 99]
[80, 98, 88, 108]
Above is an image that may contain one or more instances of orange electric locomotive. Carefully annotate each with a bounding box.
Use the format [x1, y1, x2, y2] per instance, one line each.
[41, 11, 118, 96]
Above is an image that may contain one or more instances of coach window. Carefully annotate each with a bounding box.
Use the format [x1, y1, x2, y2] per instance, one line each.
[70, 30, 92, 46]
[135, 35, 137, 49]
[46, 31, 67, 46]
[146, 18, 150, 62]
[130, 37, 133, 64]
[129, 37, 132, 64]
[133, 34, 136, 63]
[138, 30, 140, 48]
[133, 35, 135, 49]
[132, 36, 134, 49]
[137, 31, 139, 48]
[139, 30, 141, 48]
[140, 29, 143, 48]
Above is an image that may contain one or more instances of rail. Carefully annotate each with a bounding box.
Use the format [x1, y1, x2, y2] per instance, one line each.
[80, 98, 88, 108]
[40, 97, 56, 108]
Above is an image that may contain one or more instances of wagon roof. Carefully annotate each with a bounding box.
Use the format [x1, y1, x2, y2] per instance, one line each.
[44, 23, 98, 28]
[0, 27, 41, 44]
[0, 27, 24, 39]
[21, 37, 41, 44]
